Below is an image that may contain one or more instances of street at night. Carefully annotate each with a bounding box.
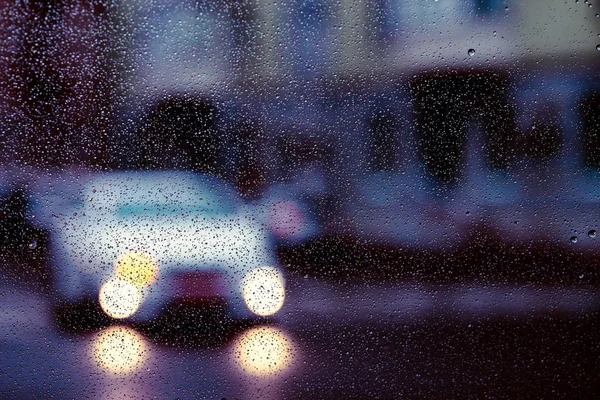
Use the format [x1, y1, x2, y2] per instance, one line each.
[1, 270, 598, 399]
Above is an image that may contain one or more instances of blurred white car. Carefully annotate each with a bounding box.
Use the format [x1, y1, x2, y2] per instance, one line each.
[30, 171, 285, 322]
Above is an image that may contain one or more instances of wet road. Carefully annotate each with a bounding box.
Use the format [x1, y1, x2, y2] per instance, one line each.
[0, 276, 599, 399]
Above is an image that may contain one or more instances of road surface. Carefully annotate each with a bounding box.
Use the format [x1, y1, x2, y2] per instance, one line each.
[0, 275, 598, 399]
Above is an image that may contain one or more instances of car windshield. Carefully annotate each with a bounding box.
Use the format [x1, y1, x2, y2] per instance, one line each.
[117, 201, 234, 217]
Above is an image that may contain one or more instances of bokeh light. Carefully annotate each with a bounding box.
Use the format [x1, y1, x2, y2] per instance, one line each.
[99, 277, 142, 319]
[241, 267, 285, 316]
[232, 326, 294, 377]
[115, 251, 159, 287]
[91, 326, 148, 375]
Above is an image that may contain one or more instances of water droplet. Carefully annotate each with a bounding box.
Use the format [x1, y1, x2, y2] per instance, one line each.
[579, 274, 585, 279]
[468, 48, 475, 56]
[88, 196, 93, 202]
[596, 44, 600, 51]
[493, 31, 497, 36]
[588, 230, 596, 238]
[570, 236, 578, 243]
[28, 240, 37, 249]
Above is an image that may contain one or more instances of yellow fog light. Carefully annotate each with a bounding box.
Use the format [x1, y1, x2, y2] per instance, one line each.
[241, 267, 285, 316]
[115, 251, 159, 288]
[99, 277, 142, 319]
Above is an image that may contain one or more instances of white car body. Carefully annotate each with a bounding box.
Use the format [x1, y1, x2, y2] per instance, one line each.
[31, 171, 284, 321]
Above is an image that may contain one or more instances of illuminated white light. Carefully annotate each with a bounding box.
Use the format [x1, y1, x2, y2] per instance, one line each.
[91, 326, 147, 374]
[232, 326, 294, 377]
[99, 277, 142, 319]
[241, 267, 285, 316]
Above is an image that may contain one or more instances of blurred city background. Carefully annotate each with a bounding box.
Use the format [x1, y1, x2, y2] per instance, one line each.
[0, 0, 599, 398]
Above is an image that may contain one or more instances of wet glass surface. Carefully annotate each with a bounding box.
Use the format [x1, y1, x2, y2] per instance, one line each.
[0, 0, 599, 398]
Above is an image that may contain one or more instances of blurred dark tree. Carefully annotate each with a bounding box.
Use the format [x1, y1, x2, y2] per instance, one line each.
[3, 0, 116, 167]
[0, 188, 49, 287]
[581, 92, 600, 168]
[369, 110, 398, 171]
[411, 72, 516, 183]
[234, 117, 267, 198]
[139, 97, 222, 174]
[527, 124, 562, 160]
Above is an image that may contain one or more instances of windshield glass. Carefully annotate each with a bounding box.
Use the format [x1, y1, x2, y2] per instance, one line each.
[117, 201, 234, 217]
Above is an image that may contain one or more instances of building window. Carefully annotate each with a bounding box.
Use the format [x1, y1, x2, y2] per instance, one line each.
[278, 136, 331, 175]
[368, 0, 401, 43]
[473, 0, 504, 17]
[292, 0, 330, 75]
[526, 107, 563, 161]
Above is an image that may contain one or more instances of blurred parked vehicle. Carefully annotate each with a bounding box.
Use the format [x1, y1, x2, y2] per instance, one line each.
[251, 164, 328, 246]
[254, 184, 322, 246]
[29, 171, 285, 323]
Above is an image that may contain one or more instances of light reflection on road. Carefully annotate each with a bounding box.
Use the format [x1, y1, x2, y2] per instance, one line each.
[231, 325, 296, 378]
[228, 325, 299, 400]
[90, 325, 149, 375]
[0, 278, 598, 399]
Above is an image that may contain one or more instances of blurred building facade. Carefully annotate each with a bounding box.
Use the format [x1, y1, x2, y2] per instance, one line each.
[1, 0, 599, 247]
[247, 0, 600, 247]
[0, 0, 120, 168]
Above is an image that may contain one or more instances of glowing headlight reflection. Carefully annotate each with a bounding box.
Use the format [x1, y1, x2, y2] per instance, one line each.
[115, 251, 159, 287]
[232, 326, 294, 377]
[241, 267, 285, 316]
[91, 326, 147, 374]
[99, 277, 142, 319]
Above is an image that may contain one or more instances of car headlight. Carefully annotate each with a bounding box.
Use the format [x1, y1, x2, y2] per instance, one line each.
[99, 277, 142, 319]
[241, 267, 285, 316]
[115, 251, 159, 288]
